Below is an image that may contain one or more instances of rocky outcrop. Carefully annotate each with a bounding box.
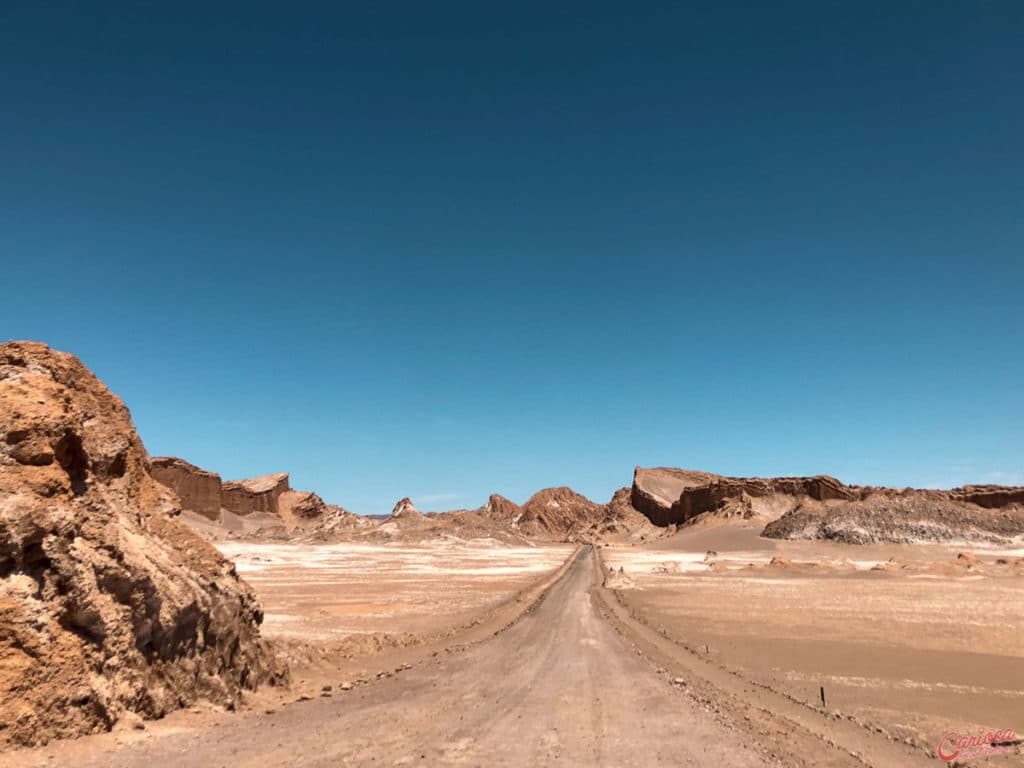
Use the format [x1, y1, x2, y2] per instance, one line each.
[221, 472, 290, 517]
[149, 456, 222, 520]
[597, 487, 653, 535]
[762, 490, 1024, 545]
[630, 468, 724, 525]
[0, 341, 283, 747]
[480, 493, 522, 522]
[150, 460, 355, 537]
[631, 467, 855, 526]
[278, 489, 328, 521]
[632, 466, 1024, 544]
[390, 497, 421, 518]
[951, 485, 1024, 509]
[517, 487, 602, 537]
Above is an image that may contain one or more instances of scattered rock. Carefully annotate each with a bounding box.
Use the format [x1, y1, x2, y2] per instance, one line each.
[956, 552, 979, 567]
[603, 566, 637, 590]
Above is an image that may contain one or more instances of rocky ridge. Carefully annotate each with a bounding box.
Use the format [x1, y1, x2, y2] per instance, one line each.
[631, 466, 1024, 545]
[149, 458, 359, 538]
[0, 341, 284, 746]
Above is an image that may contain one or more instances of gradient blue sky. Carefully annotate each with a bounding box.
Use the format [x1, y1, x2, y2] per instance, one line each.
[2, 2, 1021, 514]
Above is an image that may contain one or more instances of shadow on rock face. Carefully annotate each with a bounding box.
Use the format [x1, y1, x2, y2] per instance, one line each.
[0, 341, 287, 748]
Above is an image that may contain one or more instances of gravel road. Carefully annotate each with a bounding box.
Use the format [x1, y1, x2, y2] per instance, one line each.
[31, 547, 772, 767]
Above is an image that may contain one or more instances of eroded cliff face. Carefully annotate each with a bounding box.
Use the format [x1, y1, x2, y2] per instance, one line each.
[221, 472, 290, 516]
[0, 342, 284, 747]
[149, 456, 222, 520]
[631, 466, 1024, 545]
[762, 490, 1024, 544]
[629, 468, 724, 526]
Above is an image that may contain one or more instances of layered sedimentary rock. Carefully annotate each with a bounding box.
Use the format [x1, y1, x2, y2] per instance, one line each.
[631, 466, 1024, 545]
[149, 456, 222, 520]
[631, 467, 854, 526]
[150, 459, 355, 536]
[951, 485, 1024, 509]
[763, 489, 1024, 544]
[0, 342, 283, 747]
[221, 472, 290, 516]
[629, 468, 724, 525]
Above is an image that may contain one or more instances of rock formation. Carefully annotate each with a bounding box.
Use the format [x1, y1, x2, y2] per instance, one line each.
[516, 487, 602, 537]
[631, 466, 1024, 545]
[593, 487, 653, 536]
[149, 458, 356, 538]
[762, 490, 1024, 545]
[221, 472, 290, 516]
[631, 467, 854, 527]
[0, 341, 284, 746]
[630, 467, 725, 526]
[479, 493, 522, 522]
[278, 489, 327, 521]
[950, 485, 1024, 509]
[390, 497, 422, 519]
[149, 456, 222, 520]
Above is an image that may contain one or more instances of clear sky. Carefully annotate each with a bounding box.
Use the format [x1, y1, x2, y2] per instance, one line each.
[2, 2, 1021, 514]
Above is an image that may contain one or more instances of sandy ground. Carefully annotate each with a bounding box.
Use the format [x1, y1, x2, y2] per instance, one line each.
[5, 531, 1021, 766]
[602, 522, 1024, 762]
[217, 540, 573, 642]
[4, 549, 806, 768]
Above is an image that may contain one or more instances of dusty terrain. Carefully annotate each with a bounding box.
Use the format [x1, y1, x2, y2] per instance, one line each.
[3, 342, 1023, 765]
[217, 540, 574, 666]
[7, 547, 895, 768]
[6, 531, 1022, 765]
[603, 522, 1024, 763]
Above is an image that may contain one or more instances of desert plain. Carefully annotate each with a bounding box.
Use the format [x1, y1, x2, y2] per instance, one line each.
[2, 342, 1022, 767]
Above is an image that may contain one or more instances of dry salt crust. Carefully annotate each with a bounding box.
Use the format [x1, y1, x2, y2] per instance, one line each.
[216, 541, 574, 641]
[602, 545, 1024, 577]
[602, 550, 884, 574]
[606, 537, 1024, 745]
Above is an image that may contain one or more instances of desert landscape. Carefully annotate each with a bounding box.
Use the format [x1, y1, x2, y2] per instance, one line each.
[5, 0, 1022, 763]
[1, 341, 1021, 766]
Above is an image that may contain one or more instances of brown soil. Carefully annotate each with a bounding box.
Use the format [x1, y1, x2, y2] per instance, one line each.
[4, 548, 888, 768]
[603, 524, 1024, 763]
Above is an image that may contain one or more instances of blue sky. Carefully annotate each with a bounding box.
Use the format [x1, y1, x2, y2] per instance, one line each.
[2, 2, 1021, 513]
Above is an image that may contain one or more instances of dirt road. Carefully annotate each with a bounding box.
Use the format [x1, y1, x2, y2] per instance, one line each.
[21, 547, 780, 767]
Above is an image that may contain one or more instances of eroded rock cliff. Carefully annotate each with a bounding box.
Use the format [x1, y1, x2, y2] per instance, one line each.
[0, 342, 284, 747]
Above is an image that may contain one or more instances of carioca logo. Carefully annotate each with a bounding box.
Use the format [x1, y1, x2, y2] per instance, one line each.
[937, 728, 1016, 762]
